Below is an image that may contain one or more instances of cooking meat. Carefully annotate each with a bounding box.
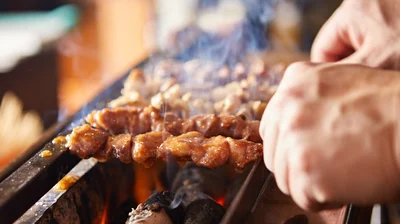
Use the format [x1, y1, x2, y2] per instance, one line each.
[85, 106, 262, 142]
[64, 124, 262, 170]
[65, 124, 109, 159]
[108, 58, 282, 120]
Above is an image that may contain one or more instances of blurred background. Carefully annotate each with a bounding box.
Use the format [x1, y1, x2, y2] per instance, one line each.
[0, 0, 342, 172]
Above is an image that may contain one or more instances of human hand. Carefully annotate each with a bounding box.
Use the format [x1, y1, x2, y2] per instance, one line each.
[311, 0, 400, 70]
[260, 62, 400, 211]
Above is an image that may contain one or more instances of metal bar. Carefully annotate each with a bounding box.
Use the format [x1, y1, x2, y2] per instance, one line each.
[15, 159, 98, 224]
[0, 118, 71, 182]
[221, 158, 270, 224]
[344, 205, 373, 224]
[0, 58, 149, 223]
[0, 143, 80, 223]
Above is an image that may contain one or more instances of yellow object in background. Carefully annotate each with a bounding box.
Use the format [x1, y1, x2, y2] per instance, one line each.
[0, 92, 43, 170]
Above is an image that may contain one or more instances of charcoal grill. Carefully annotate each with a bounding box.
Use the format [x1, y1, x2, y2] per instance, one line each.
[0, 57, 372, 224]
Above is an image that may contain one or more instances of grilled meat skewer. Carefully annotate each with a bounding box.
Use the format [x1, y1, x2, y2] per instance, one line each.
[65, 124, 262, 170]
[85, 106, 262, 143]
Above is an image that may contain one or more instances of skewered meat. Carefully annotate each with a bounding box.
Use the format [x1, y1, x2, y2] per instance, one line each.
[65, 124, 263, 170]
[64, 59, 287, 171]
[108, 58, 282, 120]
[85, 106, 262, 143]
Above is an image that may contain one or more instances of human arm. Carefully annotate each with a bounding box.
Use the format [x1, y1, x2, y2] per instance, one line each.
[260, 62, 400, 211]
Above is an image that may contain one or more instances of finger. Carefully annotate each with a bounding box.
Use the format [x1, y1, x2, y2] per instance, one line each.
[287, 146, 323, 211]
[273, 103, 302, 196]
[284, 132, 343, 212]
[277, 62, 318, 89]
[339, 48, 368, 65]
[274, 102, 317, 196]
[262, 61, 315, 172]
[260, 96, 281, 172]
[311, 10, 355, 63]
[291, 177, 343, 212]
[273, 131, 290, 195]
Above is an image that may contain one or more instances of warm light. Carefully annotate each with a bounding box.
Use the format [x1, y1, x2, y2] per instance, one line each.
[133, 162, 166, 203]
[215, 197, 225, 207]
[100, 190, 110, 224]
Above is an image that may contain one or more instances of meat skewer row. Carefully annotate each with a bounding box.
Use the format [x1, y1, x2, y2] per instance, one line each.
[85, 106, 262, 143]
[64, 124, 263, 170]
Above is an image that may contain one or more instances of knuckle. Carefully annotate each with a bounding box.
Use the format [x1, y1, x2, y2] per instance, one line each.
[283, 104, 309, 131]
[289, 147, 315, 175]
[285, 61, 314, 77]
[292, 183, 318, 211]
[298, 197, 318, 211]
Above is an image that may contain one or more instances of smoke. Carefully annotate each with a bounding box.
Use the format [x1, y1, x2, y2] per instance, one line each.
[60, 0, 282, 127]
[167, 0, 276, 66]
[145, 0, 280, 117]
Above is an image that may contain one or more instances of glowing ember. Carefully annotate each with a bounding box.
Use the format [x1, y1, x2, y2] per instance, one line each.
[215, 197, 225, 207]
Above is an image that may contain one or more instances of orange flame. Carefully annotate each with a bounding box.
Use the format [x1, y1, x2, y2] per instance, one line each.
[133, 162, 166, 203]
[100, 189, 110, 224]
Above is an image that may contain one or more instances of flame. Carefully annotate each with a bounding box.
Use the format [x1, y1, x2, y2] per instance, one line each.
[100, 189, 110, 224]
[133, 162, 166, 203]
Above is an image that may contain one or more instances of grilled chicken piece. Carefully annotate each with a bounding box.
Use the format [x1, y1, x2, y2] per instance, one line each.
[64, 125, 262, 170]
[85, 106, 262, 143]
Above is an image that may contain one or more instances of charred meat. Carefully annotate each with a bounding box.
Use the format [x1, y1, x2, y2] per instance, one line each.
[85, 106, 261, 143]
[64, 124, 263, 170]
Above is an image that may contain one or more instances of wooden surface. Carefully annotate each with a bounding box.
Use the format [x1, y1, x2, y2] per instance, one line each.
[247, 178, 348, 224]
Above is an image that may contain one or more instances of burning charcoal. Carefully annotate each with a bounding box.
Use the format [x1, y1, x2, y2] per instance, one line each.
[109, 199, 136, 224]
[139, 191, 184, 224]
[171, 183, 225, 224]
[183, 199, 225, 224]
[171, 163, 229, 199]
[167, 163, 229, 223]
[174, 184, 213, 208]
[143, 192, 175, 210]
[126, 192, 184, 224]
[282, 214, 309, 224]
[126, 207, 173, 224]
